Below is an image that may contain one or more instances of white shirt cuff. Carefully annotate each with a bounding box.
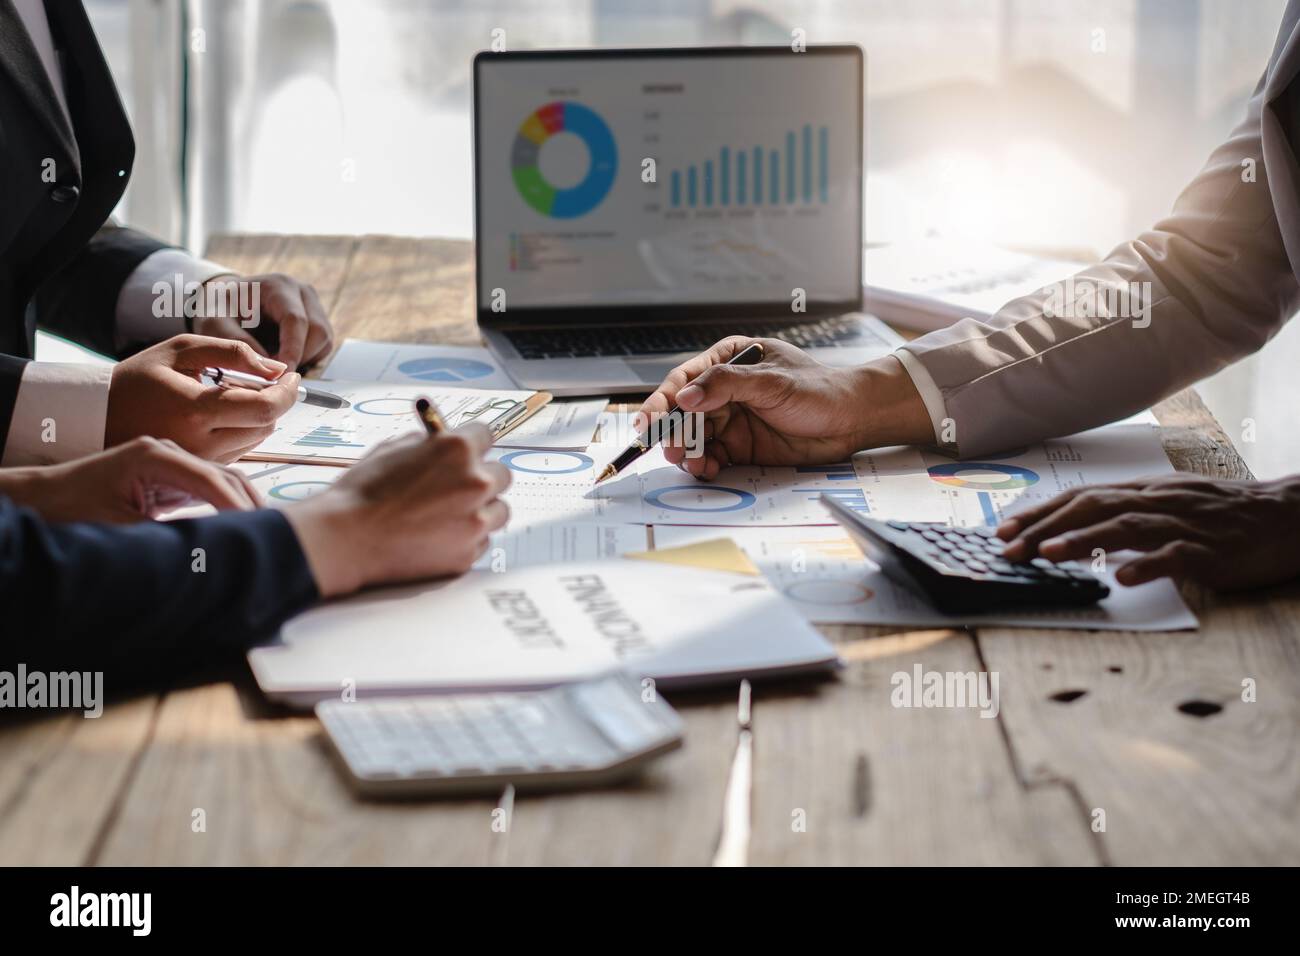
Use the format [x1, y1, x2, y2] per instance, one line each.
[1, 362, 113, 466]
[893, 346, 950, 448]
[114, 249, 235, 350]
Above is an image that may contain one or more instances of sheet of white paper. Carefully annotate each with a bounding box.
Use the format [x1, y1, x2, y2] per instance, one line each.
[491, 447, 642, 524]
[250, 560, 839, 704]
[322, 339, 518, 388]
[248, 380, 536, 462]
[591, 422, 1174, 528]
[653, 525, 1196, 631]
[493, 398, 605, 450]
[233, 460, 644, 570]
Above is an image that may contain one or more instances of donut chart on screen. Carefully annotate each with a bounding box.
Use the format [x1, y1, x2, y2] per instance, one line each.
[512, 101, 617, 218]
[927, 462, 1040, 491]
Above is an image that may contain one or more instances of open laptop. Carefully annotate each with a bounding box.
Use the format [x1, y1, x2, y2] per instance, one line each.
[473, 45, 898, 396]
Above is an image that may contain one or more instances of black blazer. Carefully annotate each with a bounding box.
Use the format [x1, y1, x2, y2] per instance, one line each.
[0, 0, 172, 453]
[0, 1, 321, 671]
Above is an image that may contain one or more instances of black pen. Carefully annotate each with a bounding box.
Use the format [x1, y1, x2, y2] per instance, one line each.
[593, 341, 765, 485]
[415, 396, 447, 436]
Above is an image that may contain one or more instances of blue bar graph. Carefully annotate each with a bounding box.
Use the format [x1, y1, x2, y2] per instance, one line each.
[785, 131, 795, 202]
[294, 425, 364, 449]
[667, 125, 830, 210]
[801, 124, 812, 203]
[720, 147, 730, 205]
[796, 487, 870, 513]
[818, 126, 828, 202]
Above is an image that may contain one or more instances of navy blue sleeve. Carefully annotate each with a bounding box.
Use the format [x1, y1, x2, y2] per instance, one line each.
[0, 497, 319, 674]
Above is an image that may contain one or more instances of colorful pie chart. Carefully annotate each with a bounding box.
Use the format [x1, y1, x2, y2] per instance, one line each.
[512, 101, 617, 218]
[927, 462, 1041, 491]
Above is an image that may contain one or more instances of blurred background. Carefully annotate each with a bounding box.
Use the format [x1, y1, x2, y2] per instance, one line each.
[87, 0, 1296, 476]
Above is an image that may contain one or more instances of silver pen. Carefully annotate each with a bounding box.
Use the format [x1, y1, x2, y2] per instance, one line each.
[200, 366, 351, 410]
[712, 678, 753, 867]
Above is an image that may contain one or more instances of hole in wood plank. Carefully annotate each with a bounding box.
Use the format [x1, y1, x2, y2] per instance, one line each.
[1107, 665, 1123, 674]
[1177, 700, 1223, 718]
[1041, 662, 1054, 671]
[1049, 689, 1088, 703]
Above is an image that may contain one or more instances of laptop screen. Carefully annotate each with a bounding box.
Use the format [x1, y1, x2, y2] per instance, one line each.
[474, 47, 863, 317]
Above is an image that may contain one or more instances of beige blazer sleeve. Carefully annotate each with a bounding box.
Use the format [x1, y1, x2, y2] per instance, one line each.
[898, 26, 1300, 458]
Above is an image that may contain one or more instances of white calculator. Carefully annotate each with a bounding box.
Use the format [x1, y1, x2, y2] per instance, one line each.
[316, 673, 684, 797]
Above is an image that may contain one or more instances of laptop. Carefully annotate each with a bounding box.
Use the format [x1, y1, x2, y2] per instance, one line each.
[472, 45, 899, 396]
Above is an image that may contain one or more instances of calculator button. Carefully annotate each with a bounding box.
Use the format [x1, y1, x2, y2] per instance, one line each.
[886, 520, 910, 531]
[965, 559, 989, 573]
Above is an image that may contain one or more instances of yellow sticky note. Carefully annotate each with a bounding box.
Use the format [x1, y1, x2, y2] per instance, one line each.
[625, 537, 761, 576]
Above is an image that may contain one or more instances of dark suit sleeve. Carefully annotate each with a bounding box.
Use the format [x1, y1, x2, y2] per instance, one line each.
[31, 224, 171, 358]
[0, 496, 319, 675]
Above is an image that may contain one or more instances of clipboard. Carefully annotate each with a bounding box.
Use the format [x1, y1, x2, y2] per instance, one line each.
[242, 388, 553, 466]
[474, 391, 553, 441]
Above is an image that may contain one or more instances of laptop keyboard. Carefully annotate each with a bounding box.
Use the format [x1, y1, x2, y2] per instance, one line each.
[505, 314, 886, 360]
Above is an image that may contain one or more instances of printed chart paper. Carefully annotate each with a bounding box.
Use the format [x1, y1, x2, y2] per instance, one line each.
[237, 461, 644, 570]
[323, 340, 519, 389]
[654, 525, 1197, 631]
[247, 380, 537, 462]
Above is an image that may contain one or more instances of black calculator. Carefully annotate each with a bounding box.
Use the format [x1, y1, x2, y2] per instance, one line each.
[820, 495, 1110, 614]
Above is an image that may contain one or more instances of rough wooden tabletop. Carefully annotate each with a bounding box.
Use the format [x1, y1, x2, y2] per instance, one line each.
[3, 234, 1296, 866]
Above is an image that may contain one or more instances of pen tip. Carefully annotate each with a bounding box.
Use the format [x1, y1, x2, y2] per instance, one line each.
[593, 465, 616, 485]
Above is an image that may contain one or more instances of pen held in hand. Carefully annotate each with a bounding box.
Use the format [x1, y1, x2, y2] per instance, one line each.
[593, 341, 765, 485]
[201, 366, 350, 410]
[415, 396, 448, 436]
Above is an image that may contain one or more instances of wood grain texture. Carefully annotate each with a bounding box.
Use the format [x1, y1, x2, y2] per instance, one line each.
[973, 389, 1296, 865]
[749, 626, 1098, 865]
[20, 232, 1273, 866]
[95, 679, 500, 865]
[0, 698, 157, 865]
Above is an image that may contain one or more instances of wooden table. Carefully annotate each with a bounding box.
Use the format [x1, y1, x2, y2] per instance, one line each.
[3, 233, 1297, 866]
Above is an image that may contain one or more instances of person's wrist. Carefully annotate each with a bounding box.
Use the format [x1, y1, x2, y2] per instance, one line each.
[283, 493, 369, 598]
[0, 466, 50, 512]
[843, 355, 935, 450]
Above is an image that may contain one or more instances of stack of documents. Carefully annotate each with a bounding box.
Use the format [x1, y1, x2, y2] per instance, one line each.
[249, 559, 839, 705]
[863, 237, 1082, 333]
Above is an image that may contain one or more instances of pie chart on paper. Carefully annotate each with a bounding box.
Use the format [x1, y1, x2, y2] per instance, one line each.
[396, 357, 497, 383]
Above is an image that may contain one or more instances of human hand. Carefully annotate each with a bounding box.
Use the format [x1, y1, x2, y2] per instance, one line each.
[996, 474, 1300, 589]
[638, 336, 933, 479]
[0, 436, 260, 524]
[106, 334, 300, 463]
[194, 272, 334, 370]
[283, 424, 512, 597]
